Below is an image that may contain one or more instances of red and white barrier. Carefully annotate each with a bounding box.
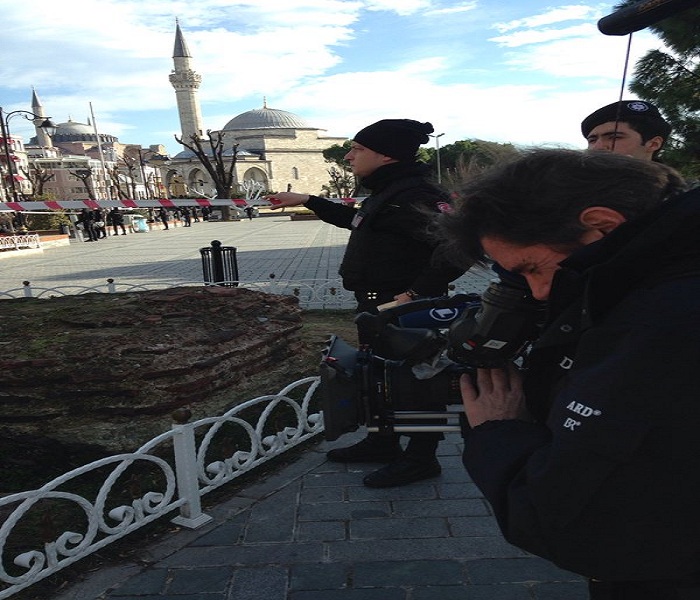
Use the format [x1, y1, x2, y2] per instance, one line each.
[0, 197, 359, 212]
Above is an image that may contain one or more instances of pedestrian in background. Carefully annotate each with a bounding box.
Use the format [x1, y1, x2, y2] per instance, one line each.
[109, 207, 127, 236]
[76, 208, 98, 242]
[157, 207, 169, 230]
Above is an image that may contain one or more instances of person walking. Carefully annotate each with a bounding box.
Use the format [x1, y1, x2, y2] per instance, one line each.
[76, 208, 98, 242]
[181, 206, 191, 227]
[109, 207, 127, 236]
[157, 207, 169, 230]
[92, 208, 107, 239]
[265, 118, 464, 488]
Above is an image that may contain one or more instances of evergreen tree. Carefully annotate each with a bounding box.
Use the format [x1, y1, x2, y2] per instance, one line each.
[614, 0, 700, 177]
[322, 141, 356, 197]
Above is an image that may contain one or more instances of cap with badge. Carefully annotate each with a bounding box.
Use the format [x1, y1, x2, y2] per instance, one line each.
[581, 100, 671, 140]
[353, 119, 434, 162]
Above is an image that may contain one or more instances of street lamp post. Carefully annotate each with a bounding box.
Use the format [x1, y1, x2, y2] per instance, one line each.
[0, 107, 57, 202]
[430, 133, 445, 184]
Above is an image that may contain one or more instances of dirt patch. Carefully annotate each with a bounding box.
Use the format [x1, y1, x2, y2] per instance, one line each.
[3, 307, 361, 600]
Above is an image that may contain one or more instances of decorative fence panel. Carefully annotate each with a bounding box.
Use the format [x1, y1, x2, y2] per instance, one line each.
[0, 235, 41, 252]
[0, 377, 322, 599]
[0, 278, 357, 309]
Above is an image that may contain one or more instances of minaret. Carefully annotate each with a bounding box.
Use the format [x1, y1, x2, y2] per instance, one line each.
[31, 89, 53, 148]
[169, 21, 204, 141]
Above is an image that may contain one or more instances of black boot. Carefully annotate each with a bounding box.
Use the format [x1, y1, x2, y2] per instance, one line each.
[326, 433, 402, 463]
[363, 433, 441, 487]
[363, 455, 441, 488]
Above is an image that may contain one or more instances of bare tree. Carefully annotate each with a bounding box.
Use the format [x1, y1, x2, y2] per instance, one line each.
[22, 162, 55, 198]
[108, 166, 128, 200]
[69, 167, 97, 200]
[174, 130, 239, 198]
[119, 155, 140, 199]
[322, 166, 356, 197]
[174, 129, 239, 220]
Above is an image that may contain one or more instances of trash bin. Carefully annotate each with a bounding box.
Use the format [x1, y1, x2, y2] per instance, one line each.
[200, 240, 239, 287]
[132, 217, 149, 233]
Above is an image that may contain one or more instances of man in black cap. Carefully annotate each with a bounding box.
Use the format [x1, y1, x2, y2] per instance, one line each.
[265, 118, 464, 487]
[581, 99, 672, 161]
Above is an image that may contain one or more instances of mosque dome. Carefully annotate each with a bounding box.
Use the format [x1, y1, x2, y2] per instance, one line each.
[223, 105, 310, 131]
[50, 118, 118, 144]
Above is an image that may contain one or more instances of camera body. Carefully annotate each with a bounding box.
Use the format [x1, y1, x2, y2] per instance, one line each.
[319, 278, 546, 440]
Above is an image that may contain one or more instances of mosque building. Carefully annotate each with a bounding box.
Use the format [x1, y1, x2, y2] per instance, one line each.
[5, 22, 346, 203]
[165, 22, 347, 198]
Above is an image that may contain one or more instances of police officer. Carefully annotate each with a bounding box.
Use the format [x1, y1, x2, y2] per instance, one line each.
[265, 118, 464, 487]
[581, 99, 671, 161]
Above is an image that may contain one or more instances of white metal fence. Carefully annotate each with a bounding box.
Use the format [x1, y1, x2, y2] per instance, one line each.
[0, 271, 494, 309]
[0, 377, 322, 599]
[0, 235, 41, 252]
[0, 278, 358, 309]
[0, 273, 495, 597]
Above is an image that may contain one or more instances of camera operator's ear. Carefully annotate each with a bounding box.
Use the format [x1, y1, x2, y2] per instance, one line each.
[579, 206, 627, 238]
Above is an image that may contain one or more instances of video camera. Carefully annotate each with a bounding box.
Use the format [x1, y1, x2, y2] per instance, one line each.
[319, 276, 546, 440]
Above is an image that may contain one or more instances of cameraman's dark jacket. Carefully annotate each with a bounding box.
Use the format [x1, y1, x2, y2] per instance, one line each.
[304, 162, 463, 296]
[462, 187, 700, 583]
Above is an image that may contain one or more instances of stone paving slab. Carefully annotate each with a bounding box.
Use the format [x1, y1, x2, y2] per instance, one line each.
[52, 433, 586, 600]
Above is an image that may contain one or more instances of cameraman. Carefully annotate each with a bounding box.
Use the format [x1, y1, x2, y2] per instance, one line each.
[438, 149, 700, 599]
[266, 118, 464, 487]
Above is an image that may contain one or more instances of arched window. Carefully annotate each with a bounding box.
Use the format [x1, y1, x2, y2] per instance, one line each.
[242, 168, 268, 186]
[292, 167, 299, 180]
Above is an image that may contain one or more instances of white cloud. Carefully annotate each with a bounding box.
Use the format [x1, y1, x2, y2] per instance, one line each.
[1, 0, 668, 158]
[363, 0, 433, 16]
[490, 24, 595, 47]
[493, 5, 600, 32]
[425, 2, 478, 16]
[500, 29, 662, 80]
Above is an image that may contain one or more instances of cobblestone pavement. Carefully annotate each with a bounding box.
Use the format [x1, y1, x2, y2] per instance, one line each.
[0, 215, 351, 292]
[0, 214, 494, 300]
[7, 215, 587, 599]
[56, 432, 586, 600]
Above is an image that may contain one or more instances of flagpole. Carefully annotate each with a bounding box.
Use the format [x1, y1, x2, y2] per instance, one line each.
[89, 102, 111, 200]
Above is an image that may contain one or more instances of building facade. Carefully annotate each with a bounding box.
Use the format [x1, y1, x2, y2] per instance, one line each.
[166, 23, 347, 199]
[1, 23, 347, 203]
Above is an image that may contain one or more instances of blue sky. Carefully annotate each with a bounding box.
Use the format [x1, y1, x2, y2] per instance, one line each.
[0, 0, 665, 157]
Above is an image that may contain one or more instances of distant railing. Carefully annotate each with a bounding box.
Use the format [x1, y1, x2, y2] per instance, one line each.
[0, 269, 494, 309]
[0, 377, 322, 599]
[0, 278, 357, 309]
[0, 235, 41, 252]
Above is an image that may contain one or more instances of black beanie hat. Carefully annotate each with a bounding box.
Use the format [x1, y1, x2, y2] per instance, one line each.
[581, 100, 671, 140]
[353, 119, 434, 161]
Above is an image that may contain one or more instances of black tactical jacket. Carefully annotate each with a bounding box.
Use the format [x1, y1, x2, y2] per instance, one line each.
[462, 187, 700, 582]
[304, 162, 463, 295]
